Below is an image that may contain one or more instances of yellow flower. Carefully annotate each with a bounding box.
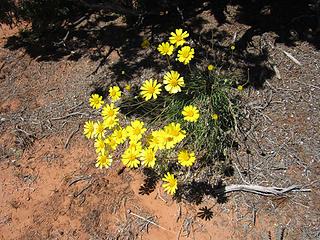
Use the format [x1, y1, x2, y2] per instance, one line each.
[103, 116, 119, 130]
[177, 150, 196, 167]
[141, 38, 150, 49]
[169, 29, 189, 47]
[163, 70, 185, 94]
[121, 70, 125, 75]
[128, 141, 143, 152]
[157, 42, 174, 56]
[111, 127, 128, 144]
[230, 45, 235, 51]
[148, 130, 165, 150]
[109, 86, 121, 102]
[162, 172, 178, 195]
[95, 153, 112, 169]
[94, 137, 106, 155]
[125, 84, 131, 91]
[140, 148, 156, 168]
[140, 79, 162, 101]
[207, 64, 215, 71]
[93, 121, 106, 138]
[89, 94, 104, 109]
[126, 120, 147, 142]
[177, 46, 194, 65]
[157, 130, 174, 150]
[182, 105, 200, 122]
[83, 120, 95, 139]
[211, 113, 219, 121]
[164, 122, 186, 145]
[101, 103, 119, 119]
[237, 85, 243, 91]
[105, 136, 118, 151]
[121, 147, 140, 168]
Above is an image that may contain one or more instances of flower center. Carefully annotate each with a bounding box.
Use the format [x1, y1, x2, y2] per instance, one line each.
[147, 86, 155, 93]
[182, 50, 189, 58]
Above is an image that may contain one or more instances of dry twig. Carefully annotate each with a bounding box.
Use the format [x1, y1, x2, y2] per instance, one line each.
[64, 124, 80, 149]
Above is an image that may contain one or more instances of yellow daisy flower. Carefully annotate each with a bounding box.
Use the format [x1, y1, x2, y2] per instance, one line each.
[141, 38, 150, 49]
[207, 64, 215, 71]
[111, 127, 128, 145]
[126, 119, 147, 142]
[95, 153, 112, 169]
[177, 46, 194, 65]
[94, 137, 106, 155]
[128, 141, 143, 152]
[140, 148, 156, 168]
[163, 70, 185, 94]
[182, 105, 200, 122]
[93, 121, 106, 138]
[121, 147, 140, 168]
[109, 86, 121, 102]
[89, 94, 104, 109]
[177, 150, 196, 167]
[211, 113, 219, 121]
[103, 116, 119, 129]
[169, 29, 189, 46]
[83, 120, 95, 139]
[125, 84, 131, 91]
[105, 136, 118, 151]
[164, 122, 186, 145]
[140, 79, 162, 101]
[148, 130, 165, 150]
[237, 85, 243, 91]
[162, 172, 178, 195]
[231, 45, 236, 51]
[157, 42, 174, 56]
[101, 103, 119, 119]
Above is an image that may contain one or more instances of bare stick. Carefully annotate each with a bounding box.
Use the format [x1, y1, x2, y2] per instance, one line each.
[127, 209, 174, 233]
[215, 184, 311, 197]
[51, 112, 88, 121]
[68, 175, 92, 186]
[64, 124, 80, 149]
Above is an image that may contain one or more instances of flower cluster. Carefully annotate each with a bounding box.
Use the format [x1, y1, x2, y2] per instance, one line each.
[157, 29, 194, 65]
[83, 29, 235, 198]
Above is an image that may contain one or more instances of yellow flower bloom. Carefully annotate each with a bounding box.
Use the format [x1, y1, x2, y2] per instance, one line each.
[140, 148, 156, 168]
[105, 136, 118, 151]
[83, 120, 95, 139]
[237, 85, 243, 91]
[164, 122, 186, 145]
[148, 130, 165, 150]
[182, 105, 200, 122]
[162, 172, 178, 195]
[95, 153, 112, 169]
[157, 42, 174, 56]
[177, 150, 196, 167]
[125, 84, 131, 91]
[121, 147, 140, 168]
[89, 94, 104, 109]
[141, 38, 150, 49]
[169, 29, 189, 46]
[109, 86, 121, 102]
[126, 120, 147, 142]
[128, 141, 143, 152]
[103, 116, 119, 129]
[163, 70, 185, 94]
[211, 113, 219, 121]
[177, 46, 194, 65]
[94, 137, 106, 155]
[207, 64, 215, 71]
[101, 103, 119, 119]
[111, 127, 128, 144]
[230, 45, 235, 51]
[93, 121, 106, 138]
[140, 79, 162, 101]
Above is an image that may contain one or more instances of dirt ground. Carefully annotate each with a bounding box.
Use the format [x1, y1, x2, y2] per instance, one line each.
[1, 8, 319, 240]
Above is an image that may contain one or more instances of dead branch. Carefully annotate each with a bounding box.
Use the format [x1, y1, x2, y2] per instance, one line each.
[51, 111, 88, 121]
[64, 124, 80, 149]
[215, 184, 311, 197]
